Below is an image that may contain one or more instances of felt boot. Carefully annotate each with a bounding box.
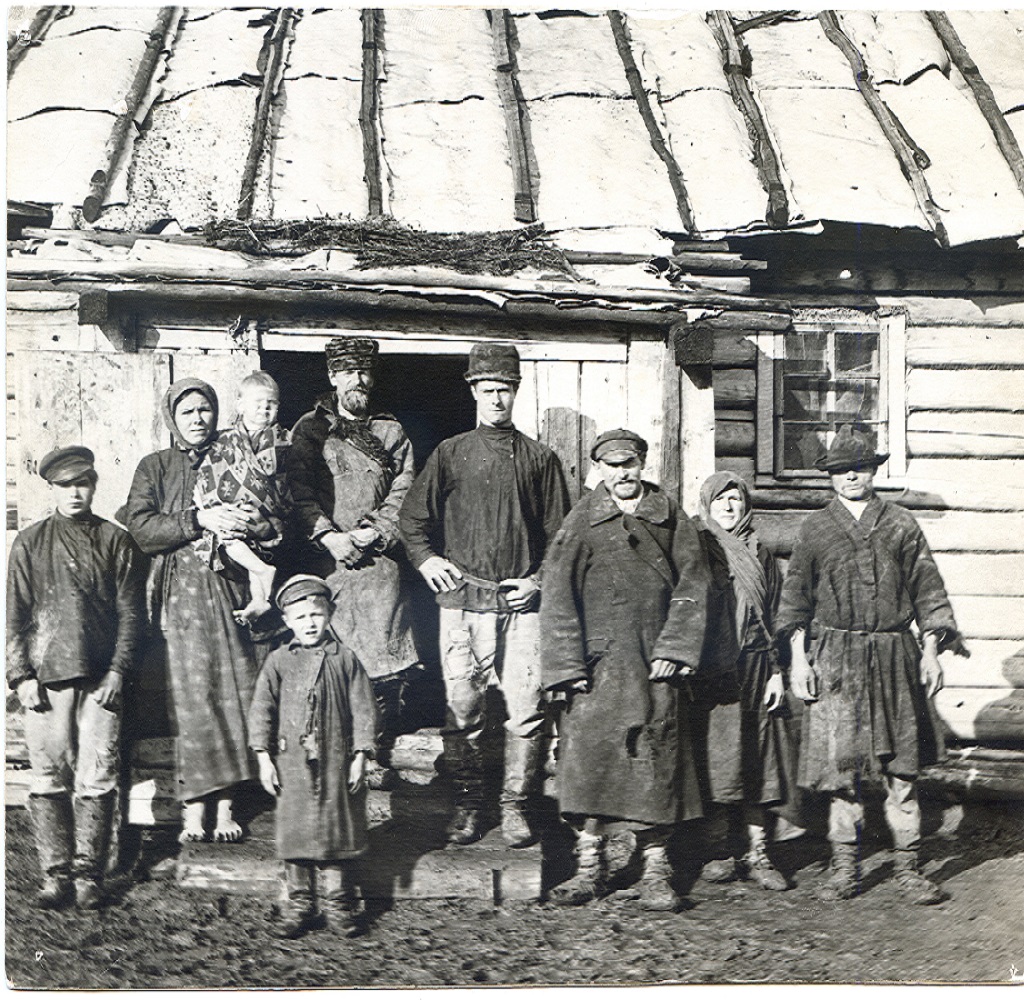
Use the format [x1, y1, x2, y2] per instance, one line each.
[73, 793, 116, 909]
[743, 825, 790, 891]
[816, 843, 859, 901]
[28, 794, 74, 910]
[275, 864, 323, 939]
[549, 830, 605, 906]
[500, 735, 540, 848]
[893, 850, 944, 905]
[322, 864, 361, 937]
[443, 734, 484, 845]
[637, 840, 683, 913]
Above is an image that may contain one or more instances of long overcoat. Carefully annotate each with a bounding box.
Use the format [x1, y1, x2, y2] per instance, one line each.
[290, 396, 419, 680]
[541, 483, 712, 826]
[248, 632, 378, 860]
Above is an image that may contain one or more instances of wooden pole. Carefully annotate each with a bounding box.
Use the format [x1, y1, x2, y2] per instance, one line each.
[607, 11, 696, 234]
[237, 9, 296, 221]
[81, 7, 182, 224]
[360, 9, 385, 217]
[817, 11, 949, 247]
[925, 11, 1024, 199]
[7, 5, 69, 80]
[489, 9, 537, 223]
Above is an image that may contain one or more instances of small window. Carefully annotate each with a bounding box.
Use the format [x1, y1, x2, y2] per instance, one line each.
[756, 309, 907, 484]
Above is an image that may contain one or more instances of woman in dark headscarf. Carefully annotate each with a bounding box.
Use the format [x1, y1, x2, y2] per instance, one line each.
[126, 378, 265, 843]
[695, 471, 797, 891]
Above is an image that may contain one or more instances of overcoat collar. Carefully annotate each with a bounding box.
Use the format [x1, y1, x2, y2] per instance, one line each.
[827, 494, 884, 543]
[588, 481, 671, 527]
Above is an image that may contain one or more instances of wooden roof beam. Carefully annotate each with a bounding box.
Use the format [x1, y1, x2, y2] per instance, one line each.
[7, 6, 71, 80]
[925, 11, 1024, 199]
[488, 9, 538, 223]
[360, 9, 386, 218]
[81, 7, 182, 224]
[818, 10, 949, 247]
[706, 11, 790, 229]
[608, 11, 696, 235]
[237, 8, 297, 221]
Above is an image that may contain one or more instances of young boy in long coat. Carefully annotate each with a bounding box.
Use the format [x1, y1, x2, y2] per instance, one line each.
[541, 429, 719, 912]
[776, 424, 970, 904]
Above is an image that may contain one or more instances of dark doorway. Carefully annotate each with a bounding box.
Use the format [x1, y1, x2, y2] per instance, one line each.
[260, 348, 478, 730]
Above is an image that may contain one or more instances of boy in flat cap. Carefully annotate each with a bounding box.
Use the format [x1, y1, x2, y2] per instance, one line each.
[776, 424, 970, 904]
[6, 446, 144, 909]
[290, 336, 420, 788]
[540, 429, 711, 911]
[248, 574, 378, 939]
[400, 343, 570, 848]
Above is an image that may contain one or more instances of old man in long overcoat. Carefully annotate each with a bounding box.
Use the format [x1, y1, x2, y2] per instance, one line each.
[542, 429, 718, 912]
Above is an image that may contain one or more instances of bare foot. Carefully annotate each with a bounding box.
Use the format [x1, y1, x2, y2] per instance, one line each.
[212, 797, 244, 843]
[179, 801, 207, 844]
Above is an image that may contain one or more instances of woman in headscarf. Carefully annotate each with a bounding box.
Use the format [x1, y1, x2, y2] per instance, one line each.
[125, 378, 265, 843]
[695, 471, 797, 891]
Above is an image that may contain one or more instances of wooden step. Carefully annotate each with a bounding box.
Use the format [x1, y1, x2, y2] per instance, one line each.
[176, 802, 542, 903]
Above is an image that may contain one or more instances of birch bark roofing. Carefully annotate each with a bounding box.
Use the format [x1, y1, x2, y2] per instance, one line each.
[925, 11, 1024, 200]
[817, 10, 949, 247]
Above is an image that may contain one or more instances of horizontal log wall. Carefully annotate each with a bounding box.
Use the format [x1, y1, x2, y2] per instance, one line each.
[714, 301, 1024, 749]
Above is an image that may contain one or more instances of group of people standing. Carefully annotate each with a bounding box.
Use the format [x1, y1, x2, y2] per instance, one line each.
[8, 334, 969, 937]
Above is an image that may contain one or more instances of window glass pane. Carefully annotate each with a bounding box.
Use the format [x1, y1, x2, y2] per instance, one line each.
[833, 380, 878, 421]
[784, 331, 827, 374]
[782, 378, 829, 420]
[782, 422, 827, 470]
[835, 331, 879, 376]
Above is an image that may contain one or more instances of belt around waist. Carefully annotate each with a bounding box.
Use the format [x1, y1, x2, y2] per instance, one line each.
[815, 621, 913, 638]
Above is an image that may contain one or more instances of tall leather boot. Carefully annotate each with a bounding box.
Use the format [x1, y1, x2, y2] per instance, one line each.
[443, 733, 484, 845]
[701, 805, 745, 883]
[815, 842, 859, 901]
[636, 832, 683, 913]
[500, 735, 541, 848]
[321, 863, 361, 937]
[549, 829, 605, 906]
[73, 793, 116, 909]
[893, 849, 944, 905]
[28, 794, 74, 910]
[276, 863, 323, 939]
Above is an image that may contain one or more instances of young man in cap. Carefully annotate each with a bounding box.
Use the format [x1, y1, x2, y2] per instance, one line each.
[776, 424, 970, 904]
[290, 336, 420, 788]
[6, 446, 144, 908]
[400, 343, 570, 847]
[541, 429, 711, 911]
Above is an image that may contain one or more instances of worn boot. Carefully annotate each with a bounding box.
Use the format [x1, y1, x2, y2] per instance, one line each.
[321, 864, 361, 937]
[500, 735, 541, 848]
[636, 838, 683, 913]
[816, 843, 859, 901]
[549, 830, 605, 906]
[443, 734, 484, 846]
[275, 863, 323, 939]
[73, 793, 116, 909]
[28, 794, 74, 910]
[743, 825, 790, 891]
[701, 806, 744, 884]
[893, 850, 944, 905]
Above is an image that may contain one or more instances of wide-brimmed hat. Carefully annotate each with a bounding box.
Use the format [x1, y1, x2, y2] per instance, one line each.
[591, 428, 648, 463]
[39, 445, 95, 484]
[464, 343, 521, 385]
[325, 337, 379, 373]
[815, 424, 889, 472]
[276, 574, 333, 610]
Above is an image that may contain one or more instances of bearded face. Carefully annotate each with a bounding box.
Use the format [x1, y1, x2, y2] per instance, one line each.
[330, 368, 374, 417]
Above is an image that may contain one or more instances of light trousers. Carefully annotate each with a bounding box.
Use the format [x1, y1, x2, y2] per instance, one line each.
[828, 774, 921, 851]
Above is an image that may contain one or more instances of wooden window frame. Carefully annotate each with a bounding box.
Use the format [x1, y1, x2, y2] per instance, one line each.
[755, 308, 907, 487]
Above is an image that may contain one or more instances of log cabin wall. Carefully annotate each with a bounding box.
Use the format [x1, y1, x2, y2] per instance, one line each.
[710, 283, 1024, 750]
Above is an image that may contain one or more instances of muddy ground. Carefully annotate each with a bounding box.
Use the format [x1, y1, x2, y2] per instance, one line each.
[5, 798, 1023, 988]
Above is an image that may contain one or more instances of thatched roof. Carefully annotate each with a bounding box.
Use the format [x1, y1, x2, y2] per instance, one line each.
[8, 8, 1024, 250]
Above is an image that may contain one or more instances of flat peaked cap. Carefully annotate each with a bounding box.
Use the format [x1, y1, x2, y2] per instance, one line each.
[325, 337, 379, 372]
[464, 343, 521, 384]
[276, 574, 333, 610]
[591, 429, 648, 463]
[816, 424, 889, 473]
[38, 445, 95, 484]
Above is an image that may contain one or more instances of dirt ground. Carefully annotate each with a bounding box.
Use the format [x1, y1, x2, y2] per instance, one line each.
[5, 798, 1023, 989]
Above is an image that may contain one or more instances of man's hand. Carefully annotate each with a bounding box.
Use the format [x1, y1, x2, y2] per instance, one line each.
[418, 556, 464, 594]
[16, 678, 46, 712]
[196, 504, 252, 541]
[92, 671, 122, 710]
[649, 659, 681, 681]
[348, 752, 368, 794]
[256, 751, 280, 797]
[790, 656, 818, 703]
[499, 577, 540, 612]
[764, 672, 785, 712]
[322, 531, 361, 568]
[920, 634, 944, 698]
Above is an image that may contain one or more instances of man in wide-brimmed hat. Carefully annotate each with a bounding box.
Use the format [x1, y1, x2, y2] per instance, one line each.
[289, 336, 420, 789]
[7, 446, 144, 910]
[776, 424, 970, 905]
[400, 343, 570, 848]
